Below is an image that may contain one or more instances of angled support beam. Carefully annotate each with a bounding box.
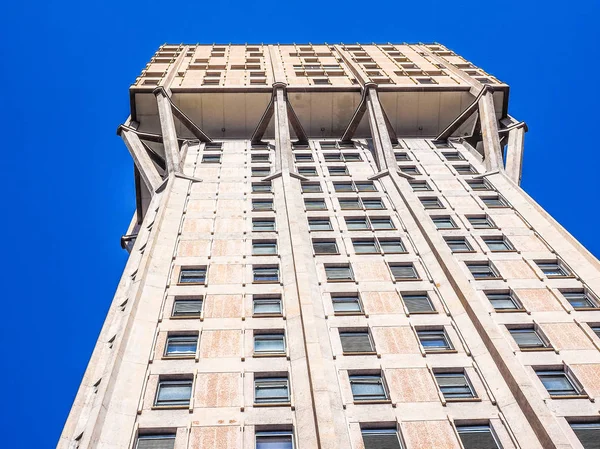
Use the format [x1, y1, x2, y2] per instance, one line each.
[251, 91, 275, 144]
[382, 105, 399, 145]
[117, 125, 186, 145]
[365, 85, 396, 171]
[286, 99, 309, 145]
[340, 86, 369, 142]
[273, 82, 294, 172]
[153, 87, 182, 173]
[504, 121, 527, 185]
[478, 89, 504, 171]
[463, 112, 482, 150]
[435, 85, 492, 141]
[141, 141, 166, 171]
[119, 128, 162, 193]
[153, 86, 211, 142]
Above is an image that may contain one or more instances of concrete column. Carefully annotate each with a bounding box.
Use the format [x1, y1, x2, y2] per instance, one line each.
[120, 129, 162, 193]
[505, 125, 525, 184]
[154, 88, 181, 174]
[478, 91, 504, 171]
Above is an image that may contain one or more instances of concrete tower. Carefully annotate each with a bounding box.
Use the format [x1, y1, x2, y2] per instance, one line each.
[59, 43, 600, 449]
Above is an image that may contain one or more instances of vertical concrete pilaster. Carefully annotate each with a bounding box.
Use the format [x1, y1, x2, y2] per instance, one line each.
[478, 91, 504, 171]
[154, 89, 182, 173]
[505, 125, 525, 184]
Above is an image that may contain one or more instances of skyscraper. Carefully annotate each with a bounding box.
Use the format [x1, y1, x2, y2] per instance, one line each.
[59, 43, 600, 449]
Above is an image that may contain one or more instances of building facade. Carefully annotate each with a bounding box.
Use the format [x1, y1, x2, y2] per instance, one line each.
[59, 43, 600, 449]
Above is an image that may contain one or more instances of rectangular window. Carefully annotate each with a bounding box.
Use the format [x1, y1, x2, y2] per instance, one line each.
[313, 239, 339, 255]
[435, 372, 475, 399]
[254, 376, 290, 404]
[179, 267, 206, 284]
[253, 296, 282, 316]
[363, 199, 385, 210]
[467, 215, 496, 228]
[165, 335, 198, 357]
[253, 266, 279, 283]
[294, 153, 313, 162]
[298, 167, 317, 177]
[395, 152, 410, 161]
[252, 154, 270, 163]
[252, 167, 271, 177]
[324, 152, 342, 161]
[483, 236, 514, 252]
[136, 435, 176, 449]
[202, 154, 221, 163]
[253, 218, 276, 232]
[467, 179, 491, 191]
[328, 166, 349, 176]
[172, 298, 203, 317]
[561, 290, 599, 309]
[155, 379, 192, 407]
[481, 195, 509, 208]
[253, 241, 277, 255]
[361, 428, 403, 449]
[349, 374, 388, 401]
[486, 291, 522, 311]
[254, 333, 286, 355]
[370, 217, 395, 229]
[570, 422, 600, 448]
[355, 181, 376, 192]
[308, 218, 332, 231]
[400, 165, 420, 175]
[420, 197, 444, 209]
[442, 151, 464, 161]
[509, 326, 548, 349]
[389, 263, 419, 280]
[332, 293, 362, 314]
[255, 430, 294, 449]
[410, 180, 432, 191]
[304, 199, 327, 210]
[252, 182, 272, 193]
[339, 198, 362, 210]
[457, 425, 500, 449]
[536, 260, 571, 277]
[340, 330, 375, 354]
[301, 182, 322, 193]
[445, 237, 473, 253]
[379, 239, 406, 254]
[466, 262, 500, 279]
[333, 182, 354, 192]
[253, 199, 274, 211]
[536, 369, 581, 397]
[417, 329, 452, 352]
[454, 164, 476, 174]
[402, 293, 435, 313]
[353, 239, 379, 254]
[432, 216, 457, 229]
[325, 265, 354, 281]
[343, 153, 362, 161]
[591, 326, 600, 339]
[346, 217, 369, 230]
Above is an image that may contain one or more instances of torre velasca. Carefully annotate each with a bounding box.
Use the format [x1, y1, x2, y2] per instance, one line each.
[59, 43, 600, 449]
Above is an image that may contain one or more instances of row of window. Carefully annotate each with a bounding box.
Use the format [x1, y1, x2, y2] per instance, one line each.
[465, 259, 576, 280]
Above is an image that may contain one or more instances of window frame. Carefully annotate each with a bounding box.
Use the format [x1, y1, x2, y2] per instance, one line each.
[154, 379, 193, 408]
[331, 293, 363, 315]
[164, 334, 198, 358]
[535, 368, 585, 398]
[254, 376, 291, 405]
[252, 240, 278, 256]
[417, 328, 454, 353]
[389, 263, 420, 281]
[312, 239, 339, 255]
[171, 298, 203, 318]
[324, 264, 354, 282]
[253, 332, 286, 356]
[434, 371, 477, 400]
[349, 373, 389, 402]
[466, 261, 501, 280]
[252, 218, 276, 232]
[339, 329, 376, 355]
[253, 265, 280, 283]
[252, 295, 283, 317]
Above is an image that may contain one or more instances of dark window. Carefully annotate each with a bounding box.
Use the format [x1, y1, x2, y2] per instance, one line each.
[442, 151, 464, 161]
[254, 376, 290, 404]
[298, 167, 317, 177]
[410, 180, 432, 191]
[202, 154, 221, 163]
[349, 374, 388, 401]
[254, 333, 286, 354]
[454, 164, 476, 175]
[252, 154, 270, 163]
[402, 293, 435, 313]
[466, 262, 500, 279]
[355, 181, 377, 192]
[400, 165, 420, 175]
[561, 290, 598, 309]
[346, 217, 369, 230]
[155, 380, 192, 407]
[252, 167, 271, 177]
[432, 216, 457, 229]
[253, 218, 275, 232]
[379, 239, 406, 254]
[308, 218, 332, 231]
[457, 425, 500, 449]
[253, 241, 277, 255]
[353, 239, 379, 254]
[253, 199, 273, 211]
[389, 263, 419, 280]
[483, 236, 514, 252]
[294, 153, 313, 162]
[179, 267, 206, 284]
[324, 152, 342, 161]
[481, 195, 509, 208]
[253, 266, 279, 283]
[395, 152, 411, 161]
[136, 435, 176, 449]
[304, 199, 327, 210]
[591, 326, 600, 339]
[339, 198, 362, 210]
[313, 239, 339, 255]
[361, 428, 403, 449]
[467, 215, 495, 229]
[253, 296, 282, 316]
[486, 291, 522, 311]
[417, 329, 452, 352]
[343, 153, 362, 161]
[536, 369, 581, 397]
[332, 294, 362, 314]
[325, 265, 354, 281]
[570, 422, 600, 449]
[435, 372, 475, 399]
[333, 182, 354, 192]
[370, 217, 395, 229]
[172, 299, 203, 317]
[340, 330, 375, 353]
[165, 335, 198, 357]
[252, 183, 272, 193]
[445, 237, 472, 252]
[363, 199, 385, 210]
[467, 179, 491, 191]
[301, 182, 322, 193]
[420, 197, 444, 209]
[328, 166, 349, 176]
[537, 261, 571, 277]
[509, 327, 548, 349]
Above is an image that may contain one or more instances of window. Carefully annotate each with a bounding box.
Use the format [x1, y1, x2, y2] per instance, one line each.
[395, 152, 411, 161]
[399, 165, 420, 175]
[363, 199, 385, 210]
[254, 376, 290, 404]
[467, 215, 496, 229]
[253, 296, 282, 316]
[339, 198, 362, 210]
[325, 264, 354, 281]
[294, 153, 313, 162]
[435, 372, 475, 399]
[420, 197, 444, 209]
[486, 291, 522, 311]
[466, 262, 500, 279]
[333, 182, 354, 192]
[467, 179, 491, 191]
[343, 153, 362, 161]
[481, 195, 509, 208]
[355, 181, 376, 192]
[178, 267, 206, 284]
[202, 154, 221, 163]
[255, 430, 294, 449]
[353, 239, 379, 254]
[346, 217, 369, 230]
[536, 260, 571, 277]
[389, 263, 419, 280]
[136, 434, 176, 449]
[172, 298, 203, 317]
[252, 182, 272, 193]
[361, 428, 403, 449]
[165, 335, 198, 357]
[508, 326, 549, 349]
[254, 333, 286, 355]
[324, 152, 342, 161]
[445, 237, 473, 253]
[370, 217, 395, 229]
[253, 218, 275, 232]
[304, 199, 327, 210]
[410, 180, 432, 191]
[253, 241, 277, 255]
[328, 166, 348, 176]
[570, 421, 600, 448]
[252, 154, 270, 163]
[432, 216, 457, 229]
[308, 218, 332, 231]
[536, 368, 582, 397]
[340, 330, 375, 354]
[379, 239, 406, 254]
[313, 239, 338, 255]
[401, 293, 435, 313]
[454, 164, 476, 175]
[483, 236, 514, 252]
[332, 293, 362, 314]
[417, 329, 452, 352]
[252, 167, 271, 178]
[349, 374, 388, 401]
[442, 151, 464, 161]
[253, 199, 273, 211]
[298, 167, 317, 177]
[561, 290, 599, 309]
[155, 379, 192, 407]
[301, 182, 322, 193]
[457, 425, 500, 449]
[591, 326, 600, 339]
[253, 266, 279, 283]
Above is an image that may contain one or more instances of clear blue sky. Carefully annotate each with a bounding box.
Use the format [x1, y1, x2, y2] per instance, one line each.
[0, 1, 598, 447]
